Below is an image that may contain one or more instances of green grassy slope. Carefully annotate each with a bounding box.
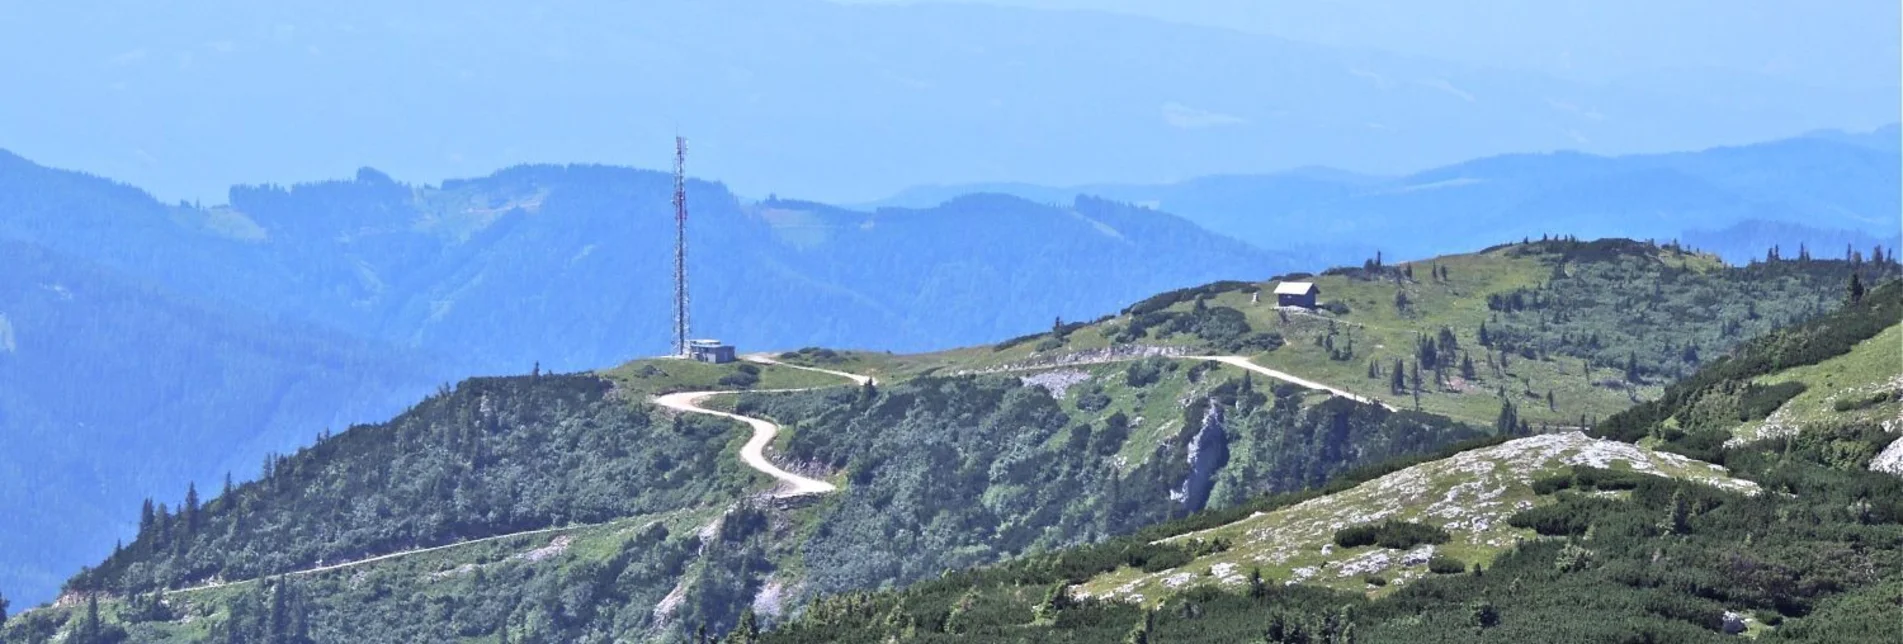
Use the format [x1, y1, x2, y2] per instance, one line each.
[912, 239, 1893, 430]
[600, 357, 852, 396]
[755, 278, 1903, 643]
[1729, 323, 1901, 444]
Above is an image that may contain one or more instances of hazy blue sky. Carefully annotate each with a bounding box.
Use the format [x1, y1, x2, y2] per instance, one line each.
[1, 1, 1895, 203]
[838, 0, 1901, 87]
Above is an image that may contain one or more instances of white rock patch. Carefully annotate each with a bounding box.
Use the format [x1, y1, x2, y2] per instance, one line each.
[1020, 369, 1092, 399]
[1872, 436, 1903, 477]
[1091, 433, 1758, 604]
[1336, 550, 1392, 577]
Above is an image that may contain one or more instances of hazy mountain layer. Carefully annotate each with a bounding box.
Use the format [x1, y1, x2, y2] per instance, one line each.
[3, 1, 1894, 205]
[871, 126, 1903, 266]
[0, 152, 1293, 603]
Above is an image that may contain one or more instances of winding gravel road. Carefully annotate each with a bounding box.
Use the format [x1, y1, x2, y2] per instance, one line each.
[653, 356, 869, 498]
[1185, 354, 1396, 410]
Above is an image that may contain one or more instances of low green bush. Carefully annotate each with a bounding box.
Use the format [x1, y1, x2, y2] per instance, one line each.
[1333, 520, 1450, 550]
[1428, 554, 1467, 575]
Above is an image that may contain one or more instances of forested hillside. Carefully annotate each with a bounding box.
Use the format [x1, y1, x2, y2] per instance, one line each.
[734, 366, 1482, 603]
[1595, 277, 1903, 455]
[11, 246, 1899, 642]
[65, 372, 762, 596]
[754, 276, 1903, 643]
[0, 152, 1292, 602]
[13, 353, 1490, 642]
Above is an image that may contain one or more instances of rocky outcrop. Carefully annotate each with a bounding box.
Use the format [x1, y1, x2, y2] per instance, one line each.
[1019, 369, 1092, 399]
[1175, 401, 1229, 512]
[958, 345, 1189, 376]
[1871, 435, 1903, 477]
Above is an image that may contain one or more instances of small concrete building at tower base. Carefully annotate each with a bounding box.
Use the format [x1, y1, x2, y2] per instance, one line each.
[688, 339, 737, 364]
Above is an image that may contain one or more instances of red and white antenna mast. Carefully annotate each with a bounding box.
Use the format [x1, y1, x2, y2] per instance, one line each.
[672, 136, 691, 357]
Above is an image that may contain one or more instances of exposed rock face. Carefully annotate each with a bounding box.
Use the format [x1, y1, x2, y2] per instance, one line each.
[1019, 368, 1092, 399]
[1871, 435, 1903, 477]
[959, 345, 1189, 375]
[1177, 401, 1230, 512]
[1336, 549, 1392, 577]
[1400, 544, 1436, 567]
[1080, 433, 1763, 604]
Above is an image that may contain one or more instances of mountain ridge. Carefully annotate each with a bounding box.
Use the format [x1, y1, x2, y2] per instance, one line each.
[4, 1, 1894, 206]
[864, 125, 1903, 266]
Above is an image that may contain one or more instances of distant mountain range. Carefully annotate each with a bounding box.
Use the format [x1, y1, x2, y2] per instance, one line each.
[2, 1, 1895, 205]
[0, 151, 1293, 603]
[0, 239, 436, 600]
[868, 125, 1903, 265]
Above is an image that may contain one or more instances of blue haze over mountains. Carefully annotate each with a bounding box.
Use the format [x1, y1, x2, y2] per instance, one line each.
[1, 0, 1899, 606]
[870, 125, 1903, 265]
[2, 1, 1896, 206]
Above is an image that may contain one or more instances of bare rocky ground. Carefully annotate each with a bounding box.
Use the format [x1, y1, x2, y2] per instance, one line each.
[1020, 368, 1093, 399]
[1075, 432, 1758, 604]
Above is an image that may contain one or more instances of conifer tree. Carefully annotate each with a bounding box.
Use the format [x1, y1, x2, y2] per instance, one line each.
[81, 594, 102, 643]
[185, 482, 201, 535]
[729, 609, 761, 644]
[1848, 272, 1865, 304]
[1035, 583, 1072, 622]
[1469, 600, 1500, 628]
[139, 498, 156, 540]
[156, 503, 172, 551]
[1495, 400, 1520, 436]
[1125, 609, 1154, 644]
